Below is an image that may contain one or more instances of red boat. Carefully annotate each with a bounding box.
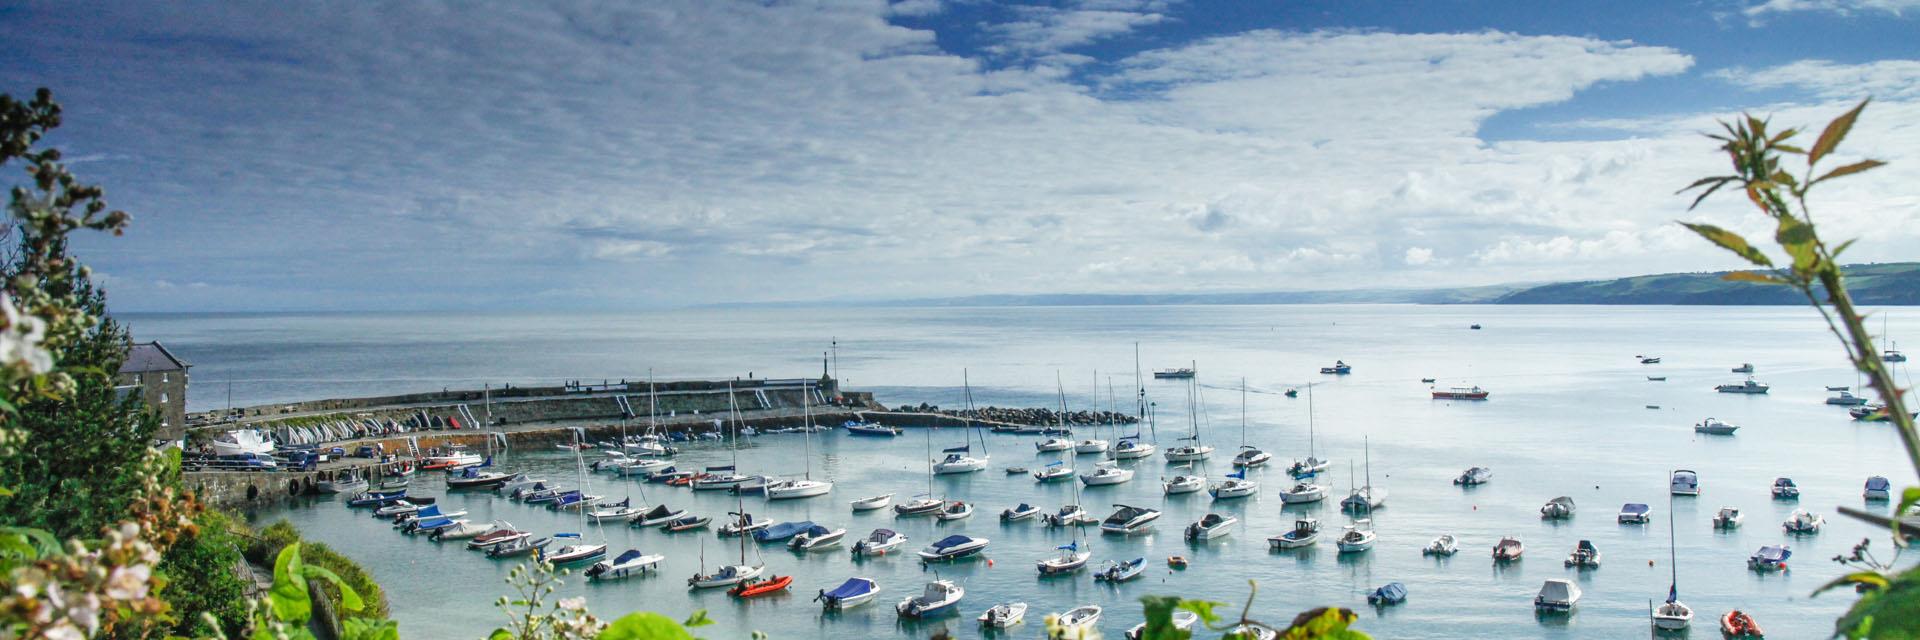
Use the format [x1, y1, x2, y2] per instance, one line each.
[665, 473, 708, 488]
[420, 460, 459, 471]
[1720, 610, 1763, 638]
[728, 574, 792, 598]
[1432, 386, 1490, 400]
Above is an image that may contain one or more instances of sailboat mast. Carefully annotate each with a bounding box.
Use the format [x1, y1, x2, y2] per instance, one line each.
[802, 386, 813, 481]
[1307, 382, 1316, 457]
[1667, 483, 1678, 592]
[1363, 435, 1372, 492]
[1240, 377, 1248, 449]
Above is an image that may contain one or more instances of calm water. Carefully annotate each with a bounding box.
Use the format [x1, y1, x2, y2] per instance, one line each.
[124, 306, 1919, 639]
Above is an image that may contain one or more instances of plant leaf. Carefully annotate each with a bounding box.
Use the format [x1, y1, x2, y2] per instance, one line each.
[1681, 177, 1734, 211]
[1810, 98, 1870, 166]
[1775, 214, 1819, 274]
[301, 563, 364, 612]
[1177, 598, 1230, 627]
[682, 609, 713, 628]
[1815, 571, 1890, 596]
[1814, 159, 1887, 185]
[1833, 238, 1858, 258]
[1721, 271, 1785, 285]
[601, 612, 697, 640]
[1680, 222, 1774, 267]
[269, 544, 313, 623]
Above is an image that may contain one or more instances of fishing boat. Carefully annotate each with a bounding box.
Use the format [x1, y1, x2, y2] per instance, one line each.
[1715, 379, 1771, 394]
[1431, 386, 1490, 400]
[1184, 513, 1237, 541]
[850, 494, 893, 511]
[851, 528, 907, 557]
[486, 535, 550, 559]
[1001, 503, 1040, 522]
[1540, 496, 1575, 520]
[727, 574, 792, 598]
[1748, 545, 1790, 572]
[844, 421, 901, 437]
[1454, 466, 1492, 486]
[1162, 466, 1205, 495]
[1320, 360, 1352, 374]
[1081, 462, 1133, 486]
[1279, 479, 1328, 504]
[1535, 579, 1581, 612]
[1334, 520, 1375, 553]
[766, 390, 834, 499]
[585, 549, 663, 581]
[1493, 537, 1524, 561]
[752, 521, 815, 544]
[917, 534, 989, 562]
[1125, 611, 1198, 640]
[346, 490, 406, 508]
[789, 525, 846, 551]
[1035, 437, 1073, 452]
[1731, 363, 1754, 373]
[1827, 390, 1869, 406]
[896, 580, 963, 618]
[1367, 582, 1408, 606]
[1043, 504, 1094, 527]
[1055, 605, 1102, 632]
[1618, 503, 1651, 524]
[1094, 557, 1145, 582]
[466, 524, 530, 550]
[1267, 517, 1320, 550]
[1208, 469, 1258, 499]
[1423, 534, 1458, 556]
[1099, 504, 1161, 535]
[1721, 610, 1765, 638]
[1866, 476, 1892, 501]
[1564, 540, 1601, 568]
[1771, 477, 1800, 500]
[1694, 418, 1740, 435]
[1671, 469, 1700, 496]
[1652, 487, 1694, 630]
[662, 515, 711, 532]
[1153, 367, 1195, 379]
[317, 472, 369, 495]
[816, 577, 878, 610]
[1783, 509, 1824, 534]
[1033, 461, 1075, 482]
[1036, 540, 1090, 575]
[1712, 506, 1744, 529]
[978, 602, 1027, 628]
[936, 501, 973, 521]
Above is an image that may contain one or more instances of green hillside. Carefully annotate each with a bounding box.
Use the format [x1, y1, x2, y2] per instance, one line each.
[1494, 263, 1920, 305]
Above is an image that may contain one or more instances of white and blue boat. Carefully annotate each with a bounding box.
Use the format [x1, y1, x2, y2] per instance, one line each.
[895, 580, 963, 618]
[816, 577, 879, 610]
[1093, 557, 1145, 582]
[1748, 545, 1791, 571]
[585, 549, 662, 581]
[917, 534, 989, 562]
[347, 490, 406, 508]
[1618, 503, 1651, 524]
[1001, 503, 1041, 522]
[1367, 582, 1407, 606]
[753, 520, 815, 544]
[1865, 476, 1892, 501]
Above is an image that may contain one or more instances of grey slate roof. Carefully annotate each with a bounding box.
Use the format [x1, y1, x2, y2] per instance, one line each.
[120, 342, 189, 374]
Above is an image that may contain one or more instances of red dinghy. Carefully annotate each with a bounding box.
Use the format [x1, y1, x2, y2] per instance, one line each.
[728, 575, 792, 598]
[1720, 610, 1764, 638]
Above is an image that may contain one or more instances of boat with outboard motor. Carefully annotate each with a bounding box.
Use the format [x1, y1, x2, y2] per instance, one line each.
[852, 528, 907, 557]
[1267, 517, 1320, 550]
[816, 577, 878, 610]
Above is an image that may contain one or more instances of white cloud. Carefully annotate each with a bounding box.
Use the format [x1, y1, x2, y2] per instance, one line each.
[986, 5, 1169, 56]
[1404, 247, 1434, 266]
[1742, 0, 1920, 19]
[1715, 59, 1920, 99]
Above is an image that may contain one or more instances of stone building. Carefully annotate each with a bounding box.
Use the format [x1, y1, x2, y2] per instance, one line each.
[117, 341, 190, 440]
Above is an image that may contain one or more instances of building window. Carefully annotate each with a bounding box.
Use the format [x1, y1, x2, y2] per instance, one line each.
[159, 392, 168, 404]
[162, 372, 169, 383]
[134, 373, 143, 385]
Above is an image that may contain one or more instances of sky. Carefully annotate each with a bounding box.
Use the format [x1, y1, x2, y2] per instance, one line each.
[2, 0, 1917, 311]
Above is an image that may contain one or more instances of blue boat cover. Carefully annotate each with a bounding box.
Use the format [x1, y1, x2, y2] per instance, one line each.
[414, 506, 442, 518]
[1867, 477, 1891, 491]
[1057, 541, 1078, 551]
[1621, 503, 1650, 514]
[1754, 545, 1791, 563]
[930, 535, 976, 551]
[824, 578, 875, 599]
[801, 525, 830, 537]
[1370, 582, 1407, 603]
[612, 549, 645, 564]
[707, 465, 735, 472]
[754, 521, 816, 542]
[942, 445, 970, 453]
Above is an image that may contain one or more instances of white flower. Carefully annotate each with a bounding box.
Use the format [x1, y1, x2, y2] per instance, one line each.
[0, 293, 52, 375]
[104, 564, 150, 601]
[557, 597, 586, 611]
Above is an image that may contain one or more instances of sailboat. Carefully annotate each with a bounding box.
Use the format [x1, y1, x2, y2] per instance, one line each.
[895, 422, 945, 516]
[933, 371, 990, 474]
[1334, 461, 1377, 554]
[1164, 364, 1214, 462]
[541, 431, 608, 566]
[1074, 370, 1109, 454]
[1111, 344, 1159, 460]
[1339, 436, 1386, 512]
[1036, 524, 1090, 574]
[1078, 375, 1134, 486]
[691, 472, 767, 589]
[590, 385, 647, 523]
[1885, 314, 1908, 362]
[1651, 481, 1694, 630]
[1287, 382, 1329, 477]
[1231, 379, 1271, 468]
[767, 386, 832, 499]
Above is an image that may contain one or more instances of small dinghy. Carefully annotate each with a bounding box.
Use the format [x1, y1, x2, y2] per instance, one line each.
[1094, 557, 1146, 582]
[1001, 503, 1040, 522]
[1125, 610, 1198, 639]
[977, 602, 1027, 628]
[1720, 610, 1765, 638]
[917, 534, 989, 562]
[1267, 517, 1321, 550]
[1054, 605, 1102, 633]
[1694, 417, 1740, 435]
[1423, 534, 1458, 556]
[1748, 545, 1790, 572]
[1618, 503, 1651, 524]
[852, 528, 907, 557]
[1044, 504, 1094, 527]
[1493, 536, 1524, 562]
[1534, 579, 1581, 612]
[1771, 477, 1800, 500]
[1539, 496, 1575, 520]
[753, 521, 815, 544]
[1036, 541, 1090, 575]
[1454, 466, 1492, 486]
[1367, 582, 1407, 606]
[661, 515, 711, 532]
[632, 504, 687, 528]
[1564, 540, 1601, 568]
[897, 580, 964, 618]
[717, 513, 772, 537]
[727, 574, 792, 599]
[1783, 509, 1824, 534]
[1032, 461, 1075, 482]
[1184, 513, 1237, 541]
[585, 549, 663, 581]
[850, 494, 893, 511]
[936, 501, 973, 521]
[1865, 476, 1892, 501]
[788, 525, 847, 551]
[816, 577, 878, 610]
[1713, 506, 1744, 529]
[1004, 467, 1028, 475]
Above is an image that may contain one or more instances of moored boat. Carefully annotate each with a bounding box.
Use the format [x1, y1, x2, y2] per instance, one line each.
[936, 500, 973, 521]
[1747, 545, 1790, 571]
[896, 580, 963, 618]
[1184, 513, 1236, 541]
[851, 528, 907, 557]
[1535, 579, 1581, 612]
[1080, 462, 1133, 486]
[1001, 503, 1040, 522]
[788, 525, 846, 551]
[1618, 503, 1651, 524]
[816, 577, 878, 610]
[727, 574, 792, 598]
[1423, 534, 1457, 556]
[1334, 520, 1375, 553]
[978, 602, 1027, 628]
[1493, 536, 1524, 561]
[1099, 504, 1161, 535]
[585, 549, 663, 581]
[917, 534, 989, 562]
[1712, 506, 1744, 529]
[752, 520, 815, 544]
[1865, 476, 1892, 501]
[1694, 417, 1740, 435]
[661, 515, 711, 532]
[1721, 610, 1765, 638]
[1367, 582, 1408, 606]
[633, 504, 687, 528]
[1453, 466, 1491, 486]
[1431, 385, 1489, 400]
[1036, 541, 1090, 575]
[1671, 469, 1700, 496]
[1126, 611, 1198, 640]
[1054, 605, 1102, 632]
[1563, 540, 1601, 568]
[1093, 557, 1145, 582]
[1771, 477, 1799, 500]
[1715, 379, 1770, 394]
[1539, 496, 1575, 520]
[850, 494, 893, 511]
[1783, 509, 1824, 534]
[1267, 517, 1320, 550]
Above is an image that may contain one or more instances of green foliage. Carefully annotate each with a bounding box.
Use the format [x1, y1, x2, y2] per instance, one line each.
[1279, 609, 1367, 640]
[148, 509, 250, 638]
[1834, 567, 1920, 639]
[597, 612, 707, 640]
[250, 542, 397, 640]
[247, 519, 390, 621]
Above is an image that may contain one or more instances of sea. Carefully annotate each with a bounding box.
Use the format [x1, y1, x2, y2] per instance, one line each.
[119, 305, 1920, 639]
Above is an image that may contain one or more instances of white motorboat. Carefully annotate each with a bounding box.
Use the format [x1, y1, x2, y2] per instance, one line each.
[1035, 437, 1073, 453]
[816, 577, 878, 610]
[1094, 557, 1146, 582]
[1783, 509, 1825, 534]
[1208, 472, 1258, 500]
[1001, 503, 1041, 522]
[1771, 477, 1800, 500]
[1111, 438, 1157, 460]
[851, 494, 893, 511]
[1564, 540, 1601, 568]
[897, 580, 964, 618]
[765, 478, 833, 500]
[1334, 520, 1376, 553]
[1454, 466, 1492, 486]
[1184, 513, 1237, 541]
[1715, 379, 1770, 394]
[1423, 534, 1458, 556]
[978, 602, 1027, 628]
[1055, 606, 1102, 633]
[1618, 503, 1651, 524]
[851, 528, 908, 557]
[1074, 438, 1109, 454]
[1080, 462, 1134, 486]
[541, 537, 608, 566]
[1278, 481, 1328, 504]
[1827, 390, 1869, 406]
[1033, 462, 1075, 483]
[1232, 447, 1272, 468]
[585, 549, 663, 581]
[1539, 496, 1575, 520]
[1670, 469, 1700, 496]
[788, 525, 847, 552]
[1099, 504, 1161, 535]
[1267, 517, 1320, 549]
[936, 500, 973, 521]
[1712, 506, 1744, 529]
[1493, 537, 1524, 561]
[1127, 611, 1200, 640]
[1535, 579, 1582, 612]
[1866, 476, 1892, 501]
[1035, 541, 1090, 575]
[1043, 504, 1095, 527]
[1694, 417, 1739, 435]
[917, 535, 989, 562]
[1162, 471, 1205, 495]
